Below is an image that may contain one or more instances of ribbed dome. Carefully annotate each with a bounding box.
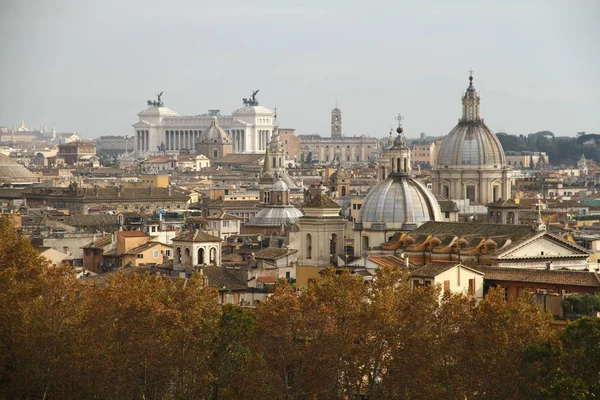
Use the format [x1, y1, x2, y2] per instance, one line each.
[198, 117, 231, 144]
[436, 122, 505, 166]
[271, 178, 289, 191]
[0, 154, 37, 183]
[436, 74, 505, 167]
[245, 206, 303, 227]
[359, 175, 442, 230]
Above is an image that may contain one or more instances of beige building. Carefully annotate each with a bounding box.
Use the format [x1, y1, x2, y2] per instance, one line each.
[298, 108, 379, 164]
[432, 74, 511, 204]
[410, 140, 442, 167]
[279, 128, 301, 164]
[505, 151, 548, 169]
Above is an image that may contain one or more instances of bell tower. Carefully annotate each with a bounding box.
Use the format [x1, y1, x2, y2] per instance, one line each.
[331, 106, 342, 139]
[388, 114, 411, 176]
[461, 70, 481, 122]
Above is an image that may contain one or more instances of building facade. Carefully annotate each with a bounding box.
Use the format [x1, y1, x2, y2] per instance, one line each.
[298, 108, 379, 164]
[132, 93, 275, 156]
[57, 141, 97, 165]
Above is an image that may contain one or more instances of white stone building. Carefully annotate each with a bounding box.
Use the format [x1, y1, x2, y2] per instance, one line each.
[132, 94, 275, 156]
[171, 230, 222, 271]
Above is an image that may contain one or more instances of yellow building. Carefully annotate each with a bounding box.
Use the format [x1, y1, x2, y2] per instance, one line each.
[350, 198, 363, 222]
[124, 175, 170, 188]
[121, 241, 173, 267]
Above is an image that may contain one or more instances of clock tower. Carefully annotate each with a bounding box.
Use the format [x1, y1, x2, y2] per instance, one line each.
[331, 106, 342, 139]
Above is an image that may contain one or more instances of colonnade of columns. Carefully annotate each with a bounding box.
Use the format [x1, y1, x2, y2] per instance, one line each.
[164, 130, 201, 151]
[136, 128, 274, 154]
[229, 129, 246, 153]
[257, 130, 271, 151]
[136, 130, 149, 153]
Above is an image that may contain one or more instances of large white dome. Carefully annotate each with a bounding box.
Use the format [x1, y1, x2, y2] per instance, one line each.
[436, 121, 505, 166]
[436, 74, 505, 167]
[359, 174, 443, 231]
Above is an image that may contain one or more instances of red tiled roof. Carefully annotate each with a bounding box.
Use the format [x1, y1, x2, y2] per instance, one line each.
[118, 231, 149, 238]
[367, 255, 406, 268]
[257, 276, 277, 284]
[480, 267, 600, 288]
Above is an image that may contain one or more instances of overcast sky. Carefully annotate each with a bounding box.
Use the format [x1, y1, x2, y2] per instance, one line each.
[1, 0, 598, 139]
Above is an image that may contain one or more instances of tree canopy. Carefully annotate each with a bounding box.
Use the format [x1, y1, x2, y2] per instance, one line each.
[1, 218, 599, 399]
[496, 131, 600, 166]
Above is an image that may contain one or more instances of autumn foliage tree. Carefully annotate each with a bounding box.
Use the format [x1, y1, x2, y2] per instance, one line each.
[0, 216, 597, 399]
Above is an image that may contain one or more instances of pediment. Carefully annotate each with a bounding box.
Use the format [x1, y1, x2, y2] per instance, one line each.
[497, 234, 590, 259]
[133, 120, 152, 128]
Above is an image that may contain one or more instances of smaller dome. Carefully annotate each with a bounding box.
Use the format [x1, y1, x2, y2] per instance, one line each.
[198, 117, 232, 144]
[331, 166, 349, 181]
[271, 178, 289, 191]
[0, 153, 37, 183]
[392, 132, 408, 149]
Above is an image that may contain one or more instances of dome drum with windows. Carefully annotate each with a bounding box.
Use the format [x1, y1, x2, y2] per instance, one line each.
[359, 120, 442, 232]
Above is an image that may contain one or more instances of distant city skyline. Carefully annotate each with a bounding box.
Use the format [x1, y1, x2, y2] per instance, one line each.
[1, 0, 598, 139]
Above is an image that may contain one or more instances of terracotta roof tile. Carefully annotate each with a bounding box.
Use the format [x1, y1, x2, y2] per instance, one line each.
[303, 193, 340, 209]
[201, 266, 247, 291]
[118, 231, 149, 238]
[254, 247, 298, 260]
[480, 267, 600, 288]
[173, 230, 222, 243]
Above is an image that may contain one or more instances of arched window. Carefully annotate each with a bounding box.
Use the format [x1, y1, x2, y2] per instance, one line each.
[176, 247, 182, 264]
[198, 248, 205, 264]
[362, 236, 369, 251]
[330, 233, 337, 257]
[341, 186, 346, 197]
[306, 234, 312, 259]
[184, 247, 191, 266]
[209, 247, 216, 264]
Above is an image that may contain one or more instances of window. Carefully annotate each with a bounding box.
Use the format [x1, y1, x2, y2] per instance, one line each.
[285, 271, 290, 279]
[213, 149, 218, 158]
[153, 250, 159, 258]
[223, 221, 229, 228]
[466, 185, 476, 202]
[137, 254, 144, 259]
[165, 249, 172, 256]
[468, 279, 476, 295]
[443, 280, 450, 295]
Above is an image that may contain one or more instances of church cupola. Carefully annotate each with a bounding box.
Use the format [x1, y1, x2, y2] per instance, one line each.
[388, 115, 411, 176]
[461, 70, 481, 122]
[268, 126, 286, 174]
[268, 177, 290, 206]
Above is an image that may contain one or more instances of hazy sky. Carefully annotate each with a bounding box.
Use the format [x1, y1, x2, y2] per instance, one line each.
[1, 0, 598, 139]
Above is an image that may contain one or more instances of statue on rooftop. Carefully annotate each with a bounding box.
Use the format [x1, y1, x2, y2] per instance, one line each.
[146, 91, 164, 107]
[242, 89, 260, 106]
